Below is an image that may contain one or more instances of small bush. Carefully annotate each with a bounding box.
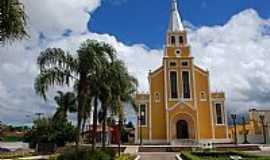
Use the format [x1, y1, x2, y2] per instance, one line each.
[56, 147, 114, 160]
[181, 152, 200, 160]
[48, 155, 58, 160]
[116, 154, 136, 160]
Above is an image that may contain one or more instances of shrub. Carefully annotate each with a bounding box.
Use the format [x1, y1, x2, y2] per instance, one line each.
[116, 154, 136, 160]
[24, 117, 76, 150]
[181, 152, 200, 160]
[56, 147, 115, 160]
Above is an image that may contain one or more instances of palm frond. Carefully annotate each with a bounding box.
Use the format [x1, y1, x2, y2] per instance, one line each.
[34, 68, 73, 100]
[0, 0, 28, 44]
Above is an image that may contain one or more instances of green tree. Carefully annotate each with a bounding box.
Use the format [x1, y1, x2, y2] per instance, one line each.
[25, 117, 75, 148]
[34, 39, 116, 146]
[99, 60, 138, 148]
[0, 0, 28, 44]
[53, 91, 77, 121]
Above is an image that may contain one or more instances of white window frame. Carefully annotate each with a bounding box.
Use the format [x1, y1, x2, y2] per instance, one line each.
[214, 102, 225, 125]
[181, 69, 192, 101]
[139, 104, 148, 127]
[169, 70, 179, 101]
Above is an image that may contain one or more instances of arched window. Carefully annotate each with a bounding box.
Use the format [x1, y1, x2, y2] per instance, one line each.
[179, 36, 184, 44]
[171, 36, 176, 45]
[170, 71, 178, 99]
[182, 71, 191, 99]
[215, 103, 224, 124]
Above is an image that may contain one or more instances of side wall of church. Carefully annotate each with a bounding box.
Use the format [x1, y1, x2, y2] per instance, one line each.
[150, 68, 167, 140]
[194, 67, 214, 139]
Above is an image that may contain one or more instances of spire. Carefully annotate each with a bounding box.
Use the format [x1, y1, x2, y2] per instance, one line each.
[168, 0, 184, 32]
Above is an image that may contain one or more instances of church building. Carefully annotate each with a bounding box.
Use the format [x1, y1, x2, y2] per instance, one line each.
[135, 0, 229, 144]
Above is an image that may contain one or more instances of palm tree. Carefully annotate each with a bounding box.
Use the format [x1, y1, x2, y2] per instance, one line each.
[34, 39, 116, 146]
[99, 60, 138, 148]
[0, 0, 28, 44]
[53, 91, 76, 121]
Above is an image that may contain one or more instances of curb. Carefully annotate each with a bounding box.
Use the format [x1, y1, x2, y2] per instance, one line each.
[135, 155, 141, 160]
[176, 154, 182, 160]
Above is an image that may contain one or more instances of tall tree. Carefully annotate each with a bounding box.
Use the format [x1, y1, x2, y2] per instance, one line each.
[77, 40, 115, 150]
[99, 60, 138, 148]
[0, 0, 28, 44]
[53, 91, 76, 121]
[34, 39, 115, 146]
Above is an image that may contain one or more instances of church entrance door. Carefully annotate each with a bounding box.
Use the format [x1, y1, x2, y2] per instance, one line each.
[176, 120, 189, 139]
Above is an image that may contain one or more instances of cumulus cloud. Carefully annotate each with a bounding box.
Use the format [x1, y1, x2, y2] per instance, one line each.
[0, 0, 270, 125]
[21, 0, 101, 37]
[189, 9, 270, 113]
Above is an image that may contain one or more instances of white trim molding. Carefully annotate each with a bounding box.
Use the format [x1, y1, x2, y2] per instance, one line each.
[139, 103, 148, 128]
[213, 102, 226, 125]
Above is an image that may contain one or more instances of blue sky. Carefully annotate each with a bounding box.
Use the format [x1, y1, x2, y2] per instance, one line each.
[89, 0, 270, 48]
[1, 0, 270, 125]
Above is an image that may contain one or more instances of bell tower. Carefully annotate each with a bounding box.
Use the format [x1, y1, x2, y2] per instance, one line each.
[165, 0, 190, 58]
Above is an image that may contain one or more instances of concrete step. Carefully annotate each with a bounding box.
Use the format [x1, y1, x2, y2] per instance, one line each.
[124, 146, 139, 154]
[138, 152, 177, 160]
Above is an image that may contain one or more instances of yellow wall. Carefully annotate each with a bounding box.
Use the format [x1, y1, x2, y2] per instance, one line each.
[194, 67, 213, 139]
[150, 68, 167, 140]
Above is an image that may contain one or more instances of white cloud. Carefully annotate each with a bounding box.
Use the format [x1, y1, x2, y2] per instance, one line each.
[189, 9, 270, 113]
[21, 0, 101, 37]
[0, 0, 270, 124]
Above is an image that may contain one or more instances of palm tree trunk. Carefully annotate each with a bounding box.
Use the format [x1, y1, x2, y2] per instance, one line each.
[92, 96, 98, 151]
[76, 111, 82, 146]
[81, 117, 86, 139]
[102, 104, 107, 148]
[76, 74, 87, 147]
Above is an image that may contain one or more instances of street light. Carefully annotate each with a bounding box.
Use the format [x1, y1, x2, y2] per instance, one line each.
[259, 114, 267, 144]
[242, 116, 249, 144]
[117, 115, 123, 156]
[137, 109, 144, 146]
[231, 114, 237, 144]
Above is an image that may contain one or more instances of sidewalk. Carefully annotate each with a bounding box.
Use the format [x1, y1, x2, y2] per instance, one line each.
[1, 155, 50, 160]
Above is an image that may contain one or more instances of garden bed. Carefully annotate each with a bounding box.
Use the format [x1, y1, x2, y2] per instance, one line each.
[181, 151, 270, 160]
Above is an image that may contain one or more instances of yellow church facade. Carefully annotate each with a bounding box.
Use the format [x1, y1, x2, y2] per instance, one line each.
[135, 0, 229, 144]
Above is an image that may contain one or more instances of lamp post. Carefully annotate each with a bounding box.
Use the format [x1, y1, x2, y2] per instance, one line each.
[267, 122, 270, 144]
[118, 116, 122, 156]
[242, 116, 249, 144]
[231, 114, 237, 144]
[137, 112, 142, 146]
[259, 114, 267, 144]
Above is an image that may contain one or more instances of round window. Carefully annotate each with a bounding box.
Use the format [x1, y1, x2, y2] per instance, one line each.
[176, 49, 181, 56]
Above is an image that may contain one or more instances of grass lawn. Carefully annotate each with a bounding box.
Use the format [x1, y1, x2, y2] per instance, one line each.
[181, 151, 270, 160]
[1, 136, 23, 142]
